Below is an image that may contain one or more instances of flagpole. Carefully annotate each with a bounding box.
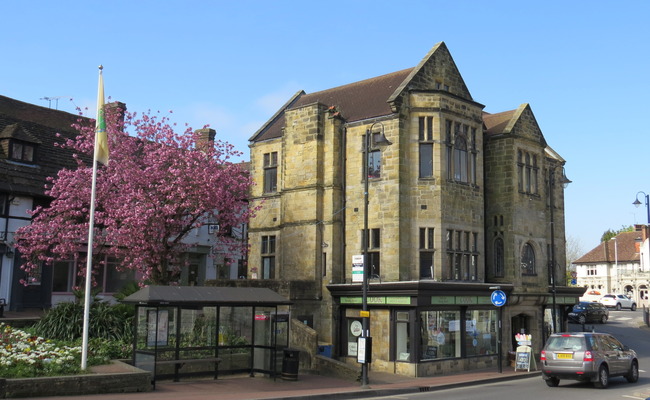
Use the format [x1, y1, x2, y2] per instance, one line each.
[81, 65, 105, 370]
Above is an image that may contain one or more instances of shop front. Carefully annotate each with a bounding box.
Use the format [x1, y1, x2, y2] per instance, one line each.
[329, 282, 582, 377]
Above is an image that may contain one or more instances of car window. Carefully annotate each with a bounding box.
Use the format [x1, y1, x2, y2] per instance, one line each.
[587, 335, 598, 350]
[606, 336, 623, 351]
[547, 336, 585, 351]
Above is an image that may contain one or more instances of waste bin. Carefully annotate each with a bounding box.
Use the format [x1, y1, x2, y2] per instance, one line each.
[281, 349, 300, 381]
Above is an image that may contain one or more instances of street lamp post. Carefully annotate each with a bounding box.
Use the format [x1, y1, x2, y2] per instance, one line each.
[633, 191, 650, 224]
[549, 167, 571, 333]
[361, 122, 391, 388]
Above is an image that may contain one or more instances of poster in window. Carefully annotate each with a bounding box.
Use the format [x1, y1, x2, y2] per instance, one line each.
[147, 310, 169, 347]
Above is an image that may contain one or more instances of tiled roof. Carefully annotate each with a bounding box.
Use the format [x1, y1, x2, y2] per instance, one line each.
[482, 110, 517, 135]
[573, 231, 642, 264]
[250, 69, 413, 142]
[0, 95, 87, 197]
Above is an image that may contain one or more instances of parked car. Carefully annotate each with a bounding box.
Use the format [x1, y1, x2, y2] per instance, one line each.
[567, 302, 608, 324]
[600, 294, 637, 311]
[541, 332, 639, 388]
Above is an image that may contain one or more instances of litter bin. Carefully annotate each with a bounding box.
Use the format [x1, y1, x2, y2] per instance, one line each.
[281, 349, 300, 381]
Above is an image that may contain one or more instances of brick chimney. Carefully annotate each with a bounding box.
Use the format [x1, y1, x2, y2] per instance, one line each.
[195, 128, 216, 150]
[106, 102, 127, 127]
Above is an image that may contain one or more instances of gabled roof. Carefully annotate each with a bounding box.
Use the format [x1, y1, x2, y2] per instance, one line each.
[250, 41, 475, 143]
[0, 123, 43, 143]
[121, 285, 292, 306]
[573, 231, 642, 264]
[482, 103, 548, 148]
[483, 109, 517, 135]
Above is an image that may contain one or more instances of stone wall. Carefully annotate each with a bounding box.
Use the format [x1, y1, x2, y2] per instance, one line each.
[0, 361, 151, 398]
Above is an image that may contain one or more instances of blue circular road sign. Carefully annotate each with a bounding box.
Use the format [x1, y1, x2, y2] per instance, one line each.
[491, 290, 507, 307]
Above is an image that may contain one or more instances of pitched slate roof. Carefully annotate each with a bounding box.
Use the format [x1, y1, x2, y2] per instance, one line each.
[121, 285, 292, 306]
[0, 95, 87, 197]
[250, 69, 413, 143]
[573, 231, 642, 264]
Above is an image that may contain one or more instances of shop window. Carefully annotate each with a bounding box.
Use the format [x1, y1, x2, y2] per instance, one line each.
[419, 310, 460, 360]
[395, 312, 411, 361]
[464, 309, 497, 357]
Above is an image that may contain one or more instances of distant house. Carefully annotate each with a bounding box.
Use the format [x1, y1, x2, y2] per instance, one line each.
[573, 226, 649, 303]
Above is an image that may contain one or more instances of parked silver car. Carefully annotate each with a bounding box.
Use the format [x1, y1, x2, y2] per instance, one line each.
[541, 332, 639, 388]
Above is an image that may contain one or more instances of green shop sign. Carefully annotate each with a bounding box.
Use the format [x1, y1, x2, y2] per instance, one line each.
[431, 296, 492, 305]
[340, 296, 411, 305]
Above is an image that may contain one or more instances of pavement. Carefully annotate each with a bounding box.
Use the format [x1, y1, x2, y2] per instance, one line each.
[34, 365, 541, 400]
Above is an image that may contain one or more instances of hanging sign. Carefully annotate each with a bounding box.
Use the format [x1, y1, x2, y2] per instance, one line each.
[352, 255, 364, 282]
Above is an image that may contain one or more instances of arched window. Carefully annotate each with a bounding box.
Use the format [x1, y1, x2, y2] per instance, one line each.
[494, 238, 504, 277]
[521, 243, 536, 275]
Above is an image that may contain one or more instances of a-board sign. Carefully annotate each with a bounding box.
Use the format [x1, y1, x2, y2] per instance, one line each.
[515, 350, 530, 371]
[514, 345, 536, 372]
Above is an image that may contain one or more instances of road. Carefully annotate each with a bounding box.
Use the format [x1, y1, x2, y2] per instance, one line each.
[358, 309, 650, 400]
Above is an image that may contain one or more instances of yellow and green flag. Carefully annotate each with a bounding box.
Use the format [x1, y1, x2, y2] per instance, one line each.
[94, 66, 109, 165]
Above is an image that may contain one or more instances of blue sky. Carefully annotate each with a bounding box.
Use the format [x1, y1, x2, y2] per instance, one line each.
[2, 1, 649, 254]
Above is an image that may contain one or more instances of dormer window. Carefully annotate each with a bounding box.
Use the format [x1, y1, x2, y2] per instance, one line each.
[10, 140, 36, 163]
[1, 123, 41, 164]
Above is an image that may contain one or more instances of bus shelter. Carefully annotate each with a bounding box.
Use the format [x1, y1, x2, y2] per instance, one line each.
[121, 286, 292, 385]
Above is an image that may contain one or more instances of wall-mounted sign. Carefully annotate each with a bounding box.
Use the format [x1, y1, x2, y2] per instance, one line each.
[352, 255, 364, 282]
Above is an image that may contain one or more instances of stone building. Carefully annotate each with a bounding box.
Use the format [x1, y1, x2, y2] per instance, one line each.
[248, 42, 583, 376]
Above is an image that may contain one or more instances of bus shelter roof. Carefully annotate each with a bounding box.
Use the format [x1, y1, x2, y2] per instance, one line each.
[121, 285, 292, 307]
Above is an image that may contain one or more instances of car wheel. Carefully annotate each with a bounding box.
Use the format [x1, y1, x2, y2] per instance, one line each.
[616, 303, 622, 311]
[600, 315, 607, 324]
[626, 360, 639, 383]
[545, 377, 560, 387]
[594, 365, 609, 388]
[631, 303, 637, 311]
[578, 315, 586, 324]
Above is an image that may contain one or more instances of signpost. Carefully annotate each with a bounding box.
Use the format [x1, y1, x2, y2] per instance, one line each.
[490, 288, 506, 373]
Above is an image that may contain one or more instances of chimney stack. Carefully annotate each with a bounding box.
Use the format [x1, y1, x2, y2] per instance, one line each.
[195, 128, 216, 150]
